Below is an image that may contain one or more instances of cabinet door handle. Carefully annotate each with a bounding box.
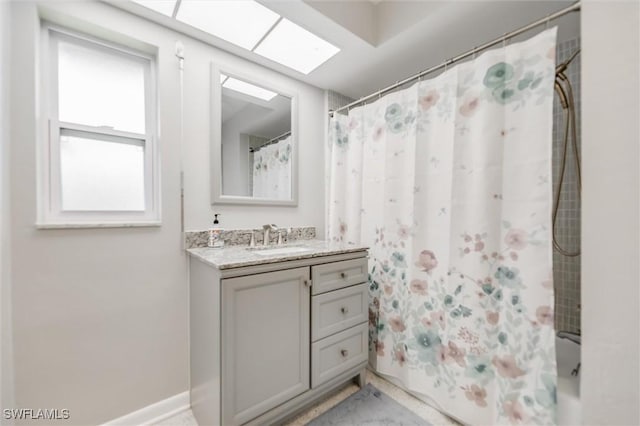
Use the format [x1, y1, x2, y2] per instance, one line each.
[340, 272, 347, 279]
[340, 349, 349, 357]
[304, 279, 311, 287]
[340, 306, 349, 314]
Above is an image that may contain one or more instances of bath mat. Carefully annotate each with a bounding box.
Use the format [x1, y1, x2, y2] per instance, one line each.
[306, 384, 431, 426]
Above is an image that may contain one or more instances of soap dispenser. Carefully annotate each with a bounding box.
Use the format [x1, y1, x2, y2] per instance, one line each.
[208, 214, 224, 249]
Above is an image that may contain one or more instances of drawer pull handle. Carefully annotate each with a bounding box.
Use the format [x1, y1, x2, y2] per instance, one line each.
[340, 306, 349, 314]
[340, 272, 347, 279]
[340, 349, 349, 357]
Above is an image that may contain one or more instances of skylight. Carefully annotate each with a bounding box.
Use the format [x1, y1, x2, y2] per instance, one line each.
[130, 0, 340, 75]
[254, 19, 340, 74]
[176, 0, 280, 50]
[221, 74, 277, 102]
[131, 0, 176, 17]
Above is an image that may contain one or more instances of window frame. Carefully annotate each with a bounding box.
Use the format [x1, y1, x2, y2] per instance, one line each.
[38, 24, 160, 228]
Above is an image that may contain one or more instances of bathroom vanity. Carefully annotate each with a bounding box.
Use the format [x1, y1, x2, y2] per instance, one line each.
[188, 241, 369, 425]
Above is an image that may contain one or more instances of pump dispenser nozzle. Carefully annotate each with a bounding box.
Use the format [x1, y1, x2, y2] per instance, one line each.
[208, 213, 224, 248]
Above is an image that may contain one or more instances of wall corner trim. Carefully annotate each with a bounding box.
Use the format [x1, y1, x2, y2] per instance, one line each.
[101, 391, 190, 426]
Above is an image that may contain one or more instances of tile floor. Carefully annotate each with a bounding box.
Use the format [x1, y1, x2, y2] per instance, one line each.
[156, 370, 459, 425]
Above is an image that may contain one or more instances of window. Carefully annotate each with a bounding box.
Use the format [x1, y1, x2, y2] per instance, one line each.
[40, 26, 159, 226]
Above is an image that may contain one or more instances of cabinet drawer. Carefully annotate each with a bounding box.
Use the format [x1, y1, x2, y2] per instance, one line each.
[311, 258, 368, 295]
[311, 323, 368, 388]
[312, 284, 368, 341]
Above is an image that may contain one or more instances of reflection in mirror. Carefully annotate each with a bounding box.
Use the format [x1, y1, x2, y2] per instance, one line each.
[220, 73, 293, 201]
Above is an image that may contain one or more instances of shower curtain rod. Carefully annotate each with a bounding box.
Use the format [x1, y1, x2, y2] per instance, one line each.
[250, 130, 291, 152]
[329, 1, 581, 116]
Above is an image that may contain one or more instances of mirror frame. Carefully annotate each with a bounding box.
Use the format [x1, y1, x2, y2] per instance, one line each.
[210, 63, 299, 206]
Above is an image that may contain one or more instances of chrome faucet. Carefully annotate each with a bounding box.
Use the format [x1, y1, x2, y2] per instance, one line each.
[262, 224, 278, 246]
[277, 228, 290, 246]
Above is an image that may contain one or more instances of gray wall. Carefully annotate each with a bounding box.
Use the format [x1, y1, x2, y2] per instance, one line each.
[10, 3, 187, 424]
[184, 50, 325, 234]
[552, 37, 581, 334]
[221, 119, 251, 197]
[1, 0, 14, 420]
[581, 1, 639, 424]
[8, 2, 325, 424]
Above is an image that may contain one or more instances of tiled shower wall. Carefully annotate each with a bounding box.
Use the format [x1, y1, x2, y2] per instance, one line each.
[328, 90, 355, 112]
[552, 38, 582, 334]
[328, 38, 582, 333]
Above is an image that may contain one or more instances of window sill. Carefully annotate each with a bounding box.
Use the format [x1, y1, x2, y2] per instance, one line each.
[35, 221, 162, 229]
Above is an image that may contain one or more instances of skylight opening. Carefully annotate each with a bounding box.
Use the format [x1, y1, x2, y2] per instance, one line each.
[222, 75, 278, 102]
[130, 0, 340, 75]
[253, 18, 340, 74]
[176, 0, 280, 50]
[131, 0, 176, 17]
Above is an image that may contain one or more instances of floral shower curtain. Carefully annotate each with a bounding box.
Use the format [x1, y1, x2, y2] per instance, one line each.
[328, 29, 558, 425]
[252, 135, 292, 199]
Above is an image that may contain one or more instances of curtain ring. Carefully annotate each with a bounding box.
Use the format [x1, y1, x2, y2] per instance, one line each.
[545, 16, 550, 30]
[502, 34, 507, 49]
[472, 47, 477, 60]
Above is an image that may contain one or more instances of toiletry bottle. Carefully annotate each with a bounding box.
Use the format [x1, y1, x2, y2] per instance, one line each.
[208, 214, 224, 249]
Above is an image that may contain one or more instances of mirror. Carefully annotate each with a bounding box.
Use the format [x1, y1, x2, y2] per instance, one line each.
[211, 65, 297, 206]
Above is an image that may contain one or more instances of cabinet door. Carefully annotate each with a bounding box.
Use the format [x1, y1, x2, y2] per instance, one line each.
[222, 267, 310, 425]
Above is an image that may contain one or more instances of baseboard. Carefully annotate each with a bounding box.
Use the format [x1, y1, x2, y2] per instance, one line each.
[102, 391, 190, 426]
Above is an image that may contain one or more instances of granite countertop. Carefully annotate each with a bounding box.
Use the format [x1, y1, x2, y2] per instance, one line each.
[187, 239, 368, 270]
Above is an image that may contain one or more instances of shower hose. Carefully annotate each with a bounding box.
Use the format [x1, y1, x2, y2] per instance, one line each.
[552, 50, 582, 257]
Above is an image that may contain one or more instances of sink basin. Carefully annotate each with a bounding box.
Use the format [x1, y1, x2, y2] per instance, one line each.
[250, 246, 311, 256]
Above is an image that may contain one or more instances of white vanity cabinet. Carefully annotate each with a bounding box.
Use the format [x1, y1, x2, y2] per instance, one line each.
[189, 246, 368, 426]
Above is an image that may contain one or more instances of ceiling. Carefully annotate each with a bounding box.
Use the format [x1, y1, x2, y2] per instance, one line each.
[222, 90, 291, 139]
[112, 0, 580, 100]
